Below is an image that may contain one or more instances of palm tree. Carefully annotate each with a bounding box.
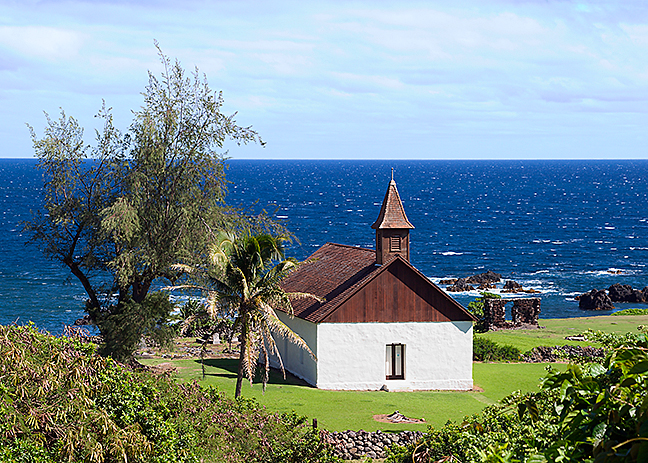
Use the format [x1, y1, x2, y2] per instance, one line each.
[172, 232, 319, 398]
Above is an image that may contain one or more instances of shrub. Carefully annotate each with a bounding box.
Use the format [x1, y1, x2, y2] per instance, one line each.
[612, 308, 648, 316]
[388, 327, 648, 463]
[474, 337, 522, 362]
[0, 324, 337, 463]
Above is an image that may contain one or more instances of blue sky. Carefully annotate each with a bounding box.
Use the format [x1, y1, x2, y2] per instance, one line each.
[1, 1, 648, 159]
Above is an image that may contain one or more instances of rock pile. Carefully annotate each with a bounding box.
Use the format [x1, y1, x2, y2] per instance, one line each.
[523, 345, 605, 363]
[323, 429, 423, 460]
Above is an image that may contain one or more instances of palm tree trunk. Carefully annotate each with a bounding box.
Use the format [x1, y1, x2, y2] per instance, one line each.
[235, 325, 247, 399]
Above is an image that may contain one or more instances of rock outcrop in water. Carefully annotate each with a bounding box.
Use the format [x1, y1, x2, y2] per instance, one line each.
[445, 278, 475, 292]
[577, 289, 614, 310]
[576, 284, 648, 310]
[444, 270, 501, 292]
[466, 270, 502, 285]
[608, 283, 648, 303]
[503, 280, 523, 293]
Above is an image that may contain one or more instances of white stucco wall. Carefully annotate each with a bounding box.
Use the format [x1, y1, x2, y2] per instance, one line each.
[316, 321, 473, 391]
[272, 311, 318, 386]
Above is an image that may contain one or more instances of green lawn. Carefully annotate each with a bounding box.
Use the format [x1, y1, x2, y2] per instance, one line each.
[141, 314, 646, 432]
[141, 357, 560, 431]
[476, 314, 648, 352]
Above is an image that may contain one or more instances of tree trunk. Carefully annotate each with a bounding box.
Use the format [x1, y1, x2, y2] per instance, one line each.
[235, 328, 247, 399]
[132, 279, 152, 304]
[66, 260, 101, 311]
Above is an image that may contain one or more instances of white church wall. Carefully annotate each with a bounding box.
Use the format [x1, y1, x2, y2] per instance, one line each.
[315, 321, 473, 391]
[271, 311, 318, 386]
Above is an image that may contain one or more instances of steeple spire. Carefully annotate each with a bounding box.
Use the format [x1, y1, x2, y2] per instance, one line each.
[371, 173, 414, 265]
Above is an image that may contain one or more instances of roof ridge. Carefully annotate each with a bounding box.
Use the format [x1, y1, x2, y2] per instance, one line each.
[320, 242, 375, 252]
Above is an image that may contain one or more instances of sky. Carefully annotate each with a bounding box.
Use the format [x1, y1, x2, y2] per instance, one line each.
[1, 1, 648, 160]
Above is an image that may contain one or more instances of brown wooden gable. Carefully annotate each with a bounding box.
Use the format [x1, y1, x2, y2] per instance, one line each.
[280, 242, 474, 324]
[321, 257, 475, 323]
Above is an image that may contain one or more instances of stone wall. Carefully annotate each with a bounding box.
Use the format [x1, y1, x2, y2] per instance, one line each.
[483, 299, 507, 331]
[511, 298, 541, 325]
[323, 429, 423, 460]
[483, 298, 541, 330]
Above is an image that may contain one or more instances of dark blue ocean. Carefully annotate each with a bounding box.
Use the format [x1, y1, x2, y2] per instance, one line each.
[2, 159, 648, 333]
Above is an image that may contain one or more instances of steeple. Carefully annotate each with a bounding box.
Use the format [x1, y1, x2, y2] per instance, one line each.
[371, 172, 414, 265]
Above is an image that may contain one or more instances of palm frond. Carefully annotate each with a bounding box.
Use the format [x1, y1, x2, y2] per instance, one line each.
[260, 302, 316, 360]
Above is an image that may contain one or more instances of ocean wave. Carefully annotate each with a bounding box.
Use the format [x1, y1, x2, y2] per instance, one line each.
[580, 268, 640, 276]
[439, 251, 464, 256]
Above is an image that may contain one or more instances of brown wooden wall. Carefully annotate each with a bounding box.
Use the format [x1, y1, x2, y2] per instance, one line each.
[322, 259, 473, 323]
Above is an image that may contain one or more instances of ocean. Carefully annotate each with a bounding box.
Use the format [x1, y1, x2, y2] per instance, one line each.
[2, 159, 648, 333]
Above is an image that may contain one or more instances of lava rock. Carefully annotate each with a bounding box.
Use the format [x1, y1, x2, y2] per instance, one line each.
[73, 314, 93, 326]
[466, 270, 502, 284]
[446, 278, 475, 292]
[503, 280, 523, 293]
[608, 283, 647, 303]
[524, 345, 605, 363]
[578, 289, 614, 310]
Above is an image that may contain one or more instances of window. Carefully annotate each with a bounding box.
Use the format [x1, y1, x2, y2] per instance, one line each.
[389, 235, 401, 252]
[385, 343, 405, 380]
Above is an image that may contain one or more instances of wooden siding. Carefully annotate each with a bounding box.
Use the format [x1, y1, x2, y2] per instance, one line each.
[322, 258, 473, 323]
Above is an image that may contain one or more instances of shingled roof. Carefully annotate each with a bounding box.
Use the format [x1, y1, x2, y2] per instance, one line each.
[371, 180, 414, 230]
[281, 243, 379, 323]
[280, 242, 474, 323]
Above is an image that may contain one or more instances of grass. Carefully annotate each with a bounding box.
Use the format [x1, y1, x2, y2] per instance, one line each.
[140, 314, 646, 432]
[476, 314, 648, 352]
[140, 357, 560, 432]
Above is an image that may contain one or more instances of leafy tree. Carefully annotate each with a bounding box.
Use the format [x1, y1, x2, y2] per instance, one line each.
[171, 232, 320, 398]
[24, 45, 266, 361]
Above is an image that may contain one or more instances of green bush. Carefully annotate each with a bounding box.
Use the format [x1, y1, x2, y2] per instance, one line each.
[474, 337, 522, 362]
[612, 308, 648, 316]
[388, 327, 648, 463]
[0, 324, 337, 463]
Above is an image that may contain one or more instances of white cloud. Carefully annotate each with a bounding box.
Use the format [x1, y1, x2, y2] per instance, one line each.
[1, 0, 648, 159]
[0, 26, 81, 60]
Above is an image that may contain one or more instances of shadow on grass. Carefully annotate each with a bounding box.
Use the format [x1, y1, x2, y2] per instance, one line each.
[195, 358, 312, 387]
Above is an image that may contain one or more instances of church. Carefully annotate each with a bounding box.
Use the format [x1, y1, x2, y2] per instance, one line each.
[274, 176, 475, 391]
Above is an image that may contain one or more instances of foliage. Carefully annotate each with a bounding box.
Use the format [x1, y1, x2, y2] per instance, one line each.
[170, 232, 320, 398]
[97, 291, 177, 360]
[178, 299, 219, 338]
[474, 337, 522, 362]
[0, 324, 337, 463]
[387, 326, 648, 463]
[24, 45, 269, 361]
[468, 292, 502, 333]
[583, 327, 647, 350]
[385, 389, 560, 463]
[613, 308, 648, 316]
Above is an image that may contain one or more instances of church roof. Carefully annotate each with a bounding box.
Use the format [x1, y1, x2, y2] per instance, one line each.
[280, 242, 474, 324]
[281, 243, 378, 323]
[371, 180, 414, 230]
